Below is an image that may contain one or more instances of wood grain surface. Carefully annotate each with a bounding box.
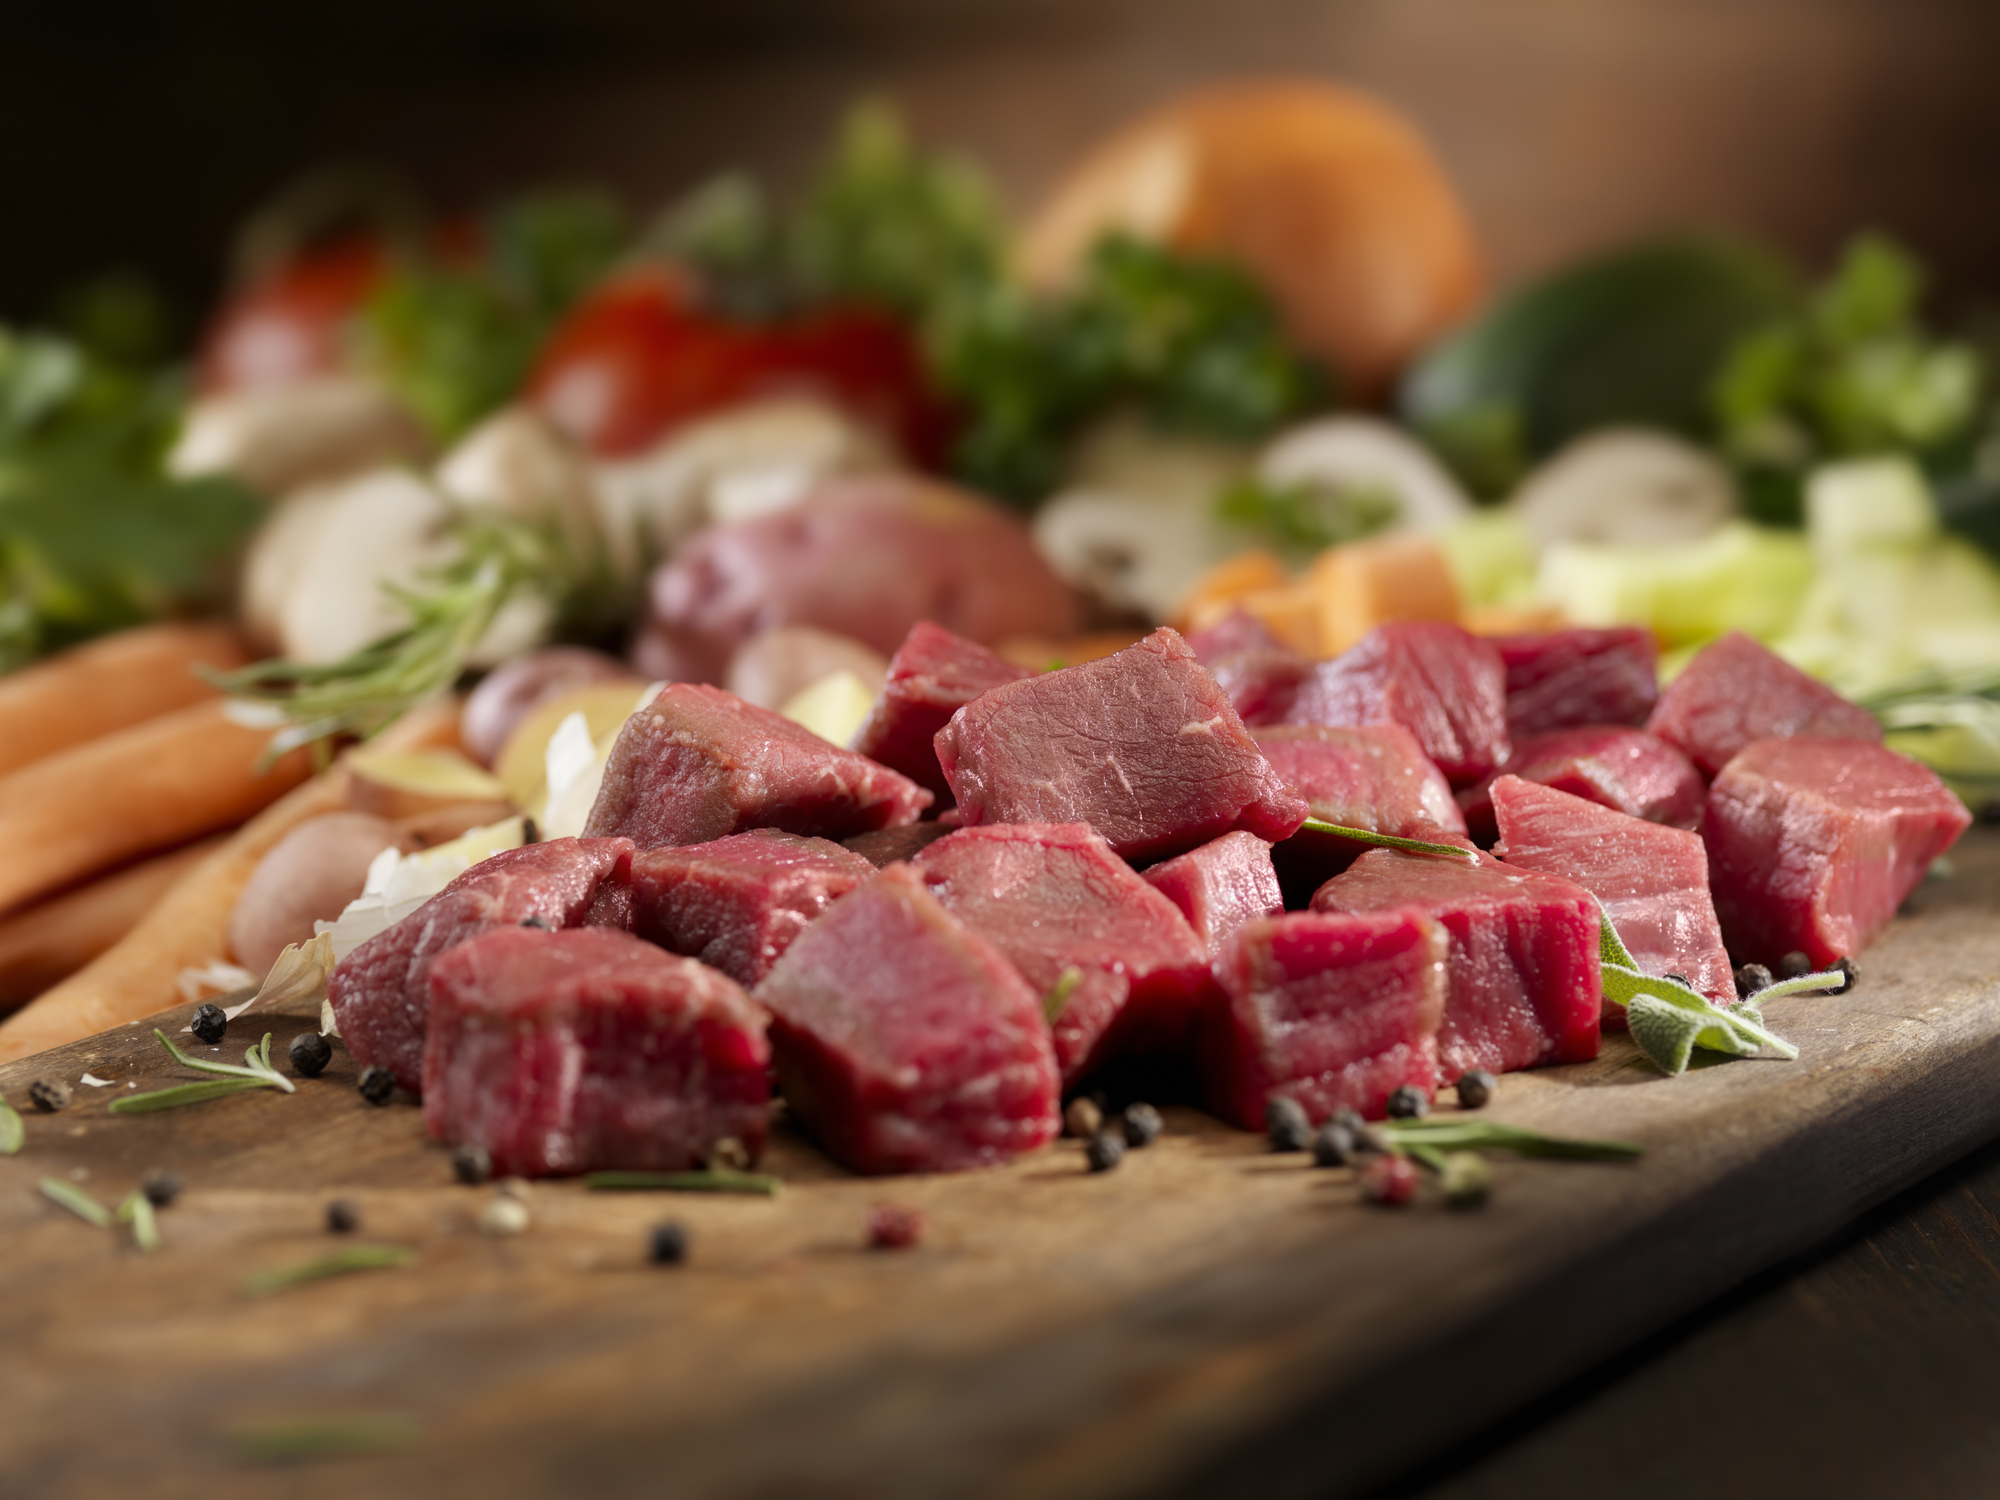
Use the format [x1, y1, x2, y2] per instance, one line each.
[2, 829, 1998, 1500]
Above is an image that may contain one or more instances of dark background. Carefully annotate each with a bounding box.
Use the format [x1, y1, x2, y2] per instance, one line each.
[8, 0, 2000, 333]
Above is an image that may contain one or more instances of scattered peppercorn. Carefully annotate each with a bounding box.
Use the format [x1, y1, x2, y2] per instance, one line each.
[648, 1220, 689, 1264]
[1312, 1122, 1357, 1167]
[326, 1199, 360, 1234]
[1441, 1152, 1493, 1209]
[1454, 1070, 1496, 1110]
[866, 1203, 925, 1249]
[140, 1169, 182, 1208]
[1121, 1102, 1164, 1148]
[1833, 956, 1860, 993]
[1086, 1130, 1126, 1173]
[1662, 972, 1691, 988]
[1332, 1107, 1365, 1136]
[1353, 1125, 1392, 1157]
[521, 817, 540, 845]
[520, 915, 553, 930]
[452, 1144, 494, 1185]
[1385, 1085, 1430, 1119]
[357, 1066, 396, 1106]
[1778, 951, 1812, 981]
[1063, 1097, 1103, 1139]
[705, 1137, 750, 1172]
[479, 1195, 531, 1237]
[28, 1077, 71, 1113]
[1265, 1096, 1312, 1152]
[1734, 963, 1773, 998]
[289, 1031, 332, 1078]
[1361, 1154, 1419, 1206]
[190, 1004, 228, 1045]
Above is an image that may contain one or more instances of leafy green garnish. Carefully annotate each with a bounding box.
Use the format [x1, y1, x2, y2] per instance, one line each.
[117, 1190, 161, 1252]
[231, 1412, 422, 1463]
[1375, 1116, 1642, 1161]
[1297, 819, 1474, 860]
[1712, 233, 1982, 525]
[361, 190, 629, 441]
[1214, 475, 1399, 554]
[0, 326, 261, 671]
[0, 1097, 21, 1155]
[109, 1028, 296, 1113]
[40, 1177, 111, 1228]
[244, 1244, 416, 1296]
[583, 1169, 782, 1196]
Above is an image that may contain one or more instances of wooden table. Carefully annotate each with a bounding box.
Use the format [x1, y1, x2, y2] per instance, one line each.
[4, 831, 1999, 1500]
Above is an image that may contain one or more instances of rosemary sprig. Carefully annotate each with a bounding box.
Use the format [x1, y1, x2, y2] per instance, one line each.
[584, 1169, 782, 1196]
[117, 1190, 161, 1252]
[40, 1177, 111, 1227]
[1375, 1117, 1643, 1161]
[1042, 966, 1083, 1024]
[1298, 820, 1474, 860]
[0, 1096, 22, 1155]
[109, 1029, 295, 1114]
[245, 1244, 416, 1296]
[230, 1412, 422, 1463]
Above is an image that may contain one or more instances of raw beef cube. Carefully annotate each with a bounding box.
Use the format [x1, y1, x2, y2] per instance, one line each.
[843, 822, 954, 867]
[1184, 607, 1289, 664]
[1142, 831, 1284, 957]
[915, 823, 1213, 1079]
[852, 621, 1034, 798]
[1209, 649, 1313, 728]
[1647, 631, 1881, 778]
[1255, 724, 1467, 897]
[1703, 737, 1971, 967]
[1490, 775, 1734, 1006]
[935, 627, 1308, 863]
[755, 862, 1060, 1174]
[1457, 726, 1706, 845]
[1199, 908, 1447, 1129]
[584, 682, 931, 849]
[1282, 622, 1511, 786]
[423, 926, 770, 1178]
[329, 836, 635, 1092]
[1494, 627, 1658, 737]
[628, 828, 876, 986]
[1313, 848, 1601, 1075]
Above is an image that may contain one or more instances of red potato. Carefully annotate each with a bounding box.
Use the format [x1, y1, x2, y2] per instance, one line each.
[225, 812, 400, 974]
[635, 475, 1081, 685]
[461, 648, 639, 766]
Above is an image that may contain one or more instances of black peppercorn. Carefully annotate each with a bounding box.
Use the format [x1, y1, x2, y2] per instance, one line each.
[1332, 1107, 1365, 1136]
[326, 1199, 360, 1233]
[649, 1220, 689, 1264]
[1662, 972, 1691, 988]
[289, 1031, 332, 1078]
[1734, 963, 1773, 998]
[1062, 1097, 1103, 1138]
[1454, 1070, 1497, 1111]
[1265, 1096, 1312, 1152]
[1085, 1130, 1126, 1172]
[452, 1144, 494, 1185]
[1312, 1122, 1357, 1167]
[1121, 1102, 1164, 1148]
[1832, 956, 1860, 993]
[357, 1065, 395, 1105]
[141, 1169, 182, 1208]
[520, 817, 540, 846]
[1386, 1085, 1430, 1119]
[28, 1077, 71, 1113]
[1778, 951, 1812, 981]
[520, 915, 554, 930]
[190, 1004, 228, 1045]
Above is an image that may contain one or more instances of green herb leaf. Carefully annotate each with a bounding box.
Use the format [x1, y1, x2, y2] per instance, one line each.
[110, 1027, 296, 1111]
[1214, 475, 1399, 554]
[39, 1177, 111, 1228]
[583, 1169, 782, 1196]
[1297, 820, 1475, 860]
[108, 1078, 272, 1114]
[116, 1190, 161, 1252]
[0, 1097, 22, 1155]
[245, 1244, 416, 1296]
[230, 1412, 422, 1463]
[1376, 1117, 1643, 1160]
[1043, 966, 1084, 1024]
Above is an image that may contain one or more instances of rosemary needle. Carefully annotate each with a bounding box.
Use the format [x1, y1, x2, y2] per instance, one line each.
[584, 1170, 782, 1196]
[1297, 820, 1473, 860]
[40, 1177, 111, 1228]
[244, 1244, 416, 1296]
[230, 1412, 422, 1463]
[116, 1191, 161, 1253]
[0, 1097, 22, 1155]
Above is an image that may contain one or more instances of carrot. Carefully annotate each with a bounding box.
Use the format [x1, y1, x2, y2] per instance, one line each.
[0, 698, 313, 918]
[0, 769, 351, 1062]
[0, 837, 224, 1011]
[0, 622, 248, 779]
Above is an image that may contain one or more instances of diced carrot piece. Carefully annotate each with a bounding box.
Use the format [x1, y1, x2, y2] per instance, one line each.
[1172, 550, 1291, 633]
[1311, 535, 1462, 656]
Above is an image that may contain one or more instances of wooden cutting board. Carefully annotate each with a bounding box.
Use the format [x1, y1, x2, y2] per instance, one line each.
[4, 829, 1999, 1500]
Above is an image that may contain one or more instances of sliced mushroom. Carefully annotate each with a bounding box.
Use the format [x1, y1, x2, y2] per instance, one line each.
[1509, 428, 1737, 551]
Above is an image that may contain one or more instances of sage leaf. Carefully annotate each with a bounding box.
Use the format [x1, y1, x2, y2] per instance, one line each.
[39, 1177, 110, 1228]
[1298, 820, 1473, 860]
[0, 1097, 22, 1155]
